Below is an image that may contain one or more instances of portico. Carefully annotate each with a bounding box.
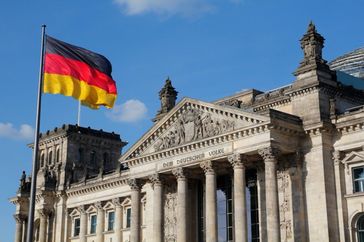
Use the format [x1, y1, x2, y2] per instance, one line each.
[121, 98, 303, 242]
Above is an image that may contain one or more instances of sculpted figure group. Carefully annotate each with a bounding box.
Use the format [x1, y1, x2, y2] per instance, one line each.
[154, 108, 235, 151]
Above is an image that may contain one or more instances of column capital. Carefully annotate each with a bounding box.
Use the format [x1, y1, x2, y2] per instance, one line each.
[149, 173, 164, 186]
[38, 208, 52, 218]
[13, 214, 26, 223]
[172, 167, 188, 180]
[128, 178, 142, 191]
[228, 153, 247, 169]
[258, 146, 280, 162]
[200, 160, 215, 174]
[79, 205, 86, 214]
[95, 201, 103, 210]
[112, 197, 122, 207]
[332, 150, 342, 166]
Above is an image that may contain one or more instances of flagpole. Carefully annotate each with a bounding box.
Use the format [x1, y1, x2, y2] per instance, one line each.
[77, 100, 81, 126]
[26, 24, 46, 242]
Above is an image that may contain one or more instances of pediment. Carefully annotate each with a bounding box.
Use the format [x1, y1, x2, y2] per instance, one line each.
[121, 98, 269, 161]
[341, 151, 364, 165]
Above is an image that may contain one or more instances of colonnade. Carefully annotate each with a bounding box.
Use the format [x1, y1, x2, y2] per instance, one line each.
[128, 146, 281, 242]
[13, 147, 281, 242]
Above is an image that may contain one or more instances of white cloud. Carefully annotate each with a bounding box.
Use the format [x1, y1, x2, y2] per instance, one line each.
[0, 123, 34, 141]
[114, 0, 214, 17]
[107, 99, 148, 122]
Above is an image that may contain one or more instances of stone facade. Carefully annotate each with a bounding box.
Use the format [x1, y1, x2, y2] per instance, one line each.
[11, 23, 364, 242]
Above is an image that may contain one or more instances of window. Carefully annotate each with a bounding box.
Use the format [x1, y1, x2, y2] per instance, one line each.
[56, 148, 60, 163]
[73, 218, 80, 237]
[48, 150, 53, 164]
[358, 215, 364, 242]
[126, 208, 131, 228]
[90, 214, 97, 234]
[107, 211, 115, 231]
[78, 148, 84, 163]
[353, 167, 364, 193]
[217, 175, 233, 242]
[40, 153, 45, 167]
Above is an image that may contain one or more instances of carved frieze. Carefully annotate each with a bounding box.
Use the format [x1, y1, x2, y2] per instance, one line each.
[154, 107, 235, 152]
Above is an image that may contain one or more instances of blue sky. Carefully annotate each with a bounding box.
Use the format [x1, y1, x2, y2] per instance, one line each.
[0, 0, 363, 240]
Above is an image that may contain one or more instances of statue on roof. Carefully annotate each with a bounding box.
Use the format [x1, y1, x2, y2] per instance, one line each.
[153, 77, 178, 122]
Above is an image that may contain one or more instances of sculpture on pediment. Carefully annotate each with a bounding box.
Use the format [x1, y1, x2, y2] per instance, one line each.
[154, 107, 235, 151]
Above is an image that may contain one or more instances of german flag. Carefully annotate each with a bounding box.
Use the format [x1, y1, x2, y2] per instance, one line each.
[43, 35, 117, 109]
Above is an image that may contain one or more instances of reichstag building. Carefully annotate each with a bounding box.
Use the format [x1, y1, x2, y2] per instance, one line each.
[11, 23, 364, 242]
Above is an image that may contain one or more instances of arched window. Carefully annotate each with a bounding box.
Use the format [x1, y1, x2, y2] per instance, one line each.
[48, 150, 53, 164]
[40, 153, 45, 167]
[56, 148, 60, 163]
[358, 215, 364, 242]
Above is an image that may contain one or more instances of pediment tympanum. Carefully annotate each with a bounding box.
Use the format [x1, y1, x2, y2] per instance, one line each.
[121, 98, 269, 161]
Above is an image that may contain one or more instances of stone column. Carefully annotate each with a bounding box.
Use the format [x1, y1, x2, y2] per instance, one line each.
[79, 205, 87, 242]
[22, 218, 28, 242]
[113, 198, 123, 242]
[228, 154, 247, 242]
[38, 209, 50, 242]
[128, 178, 142, 242]
[14, 214, 24, 242]
[149, 173, 164, 242]
[200, 161, 217, 242]
[95, 202, 105, 242]
[172, 168, 188, 242]
[258, 147, 280, 242]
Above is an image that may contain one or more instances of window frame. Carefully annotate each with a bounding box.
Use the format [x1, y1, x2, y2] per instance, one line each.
[89, 214, 97, 234]
[353, 166, 364, 193]
[107, 210, 115, 231]
[73, 217, 81, 237]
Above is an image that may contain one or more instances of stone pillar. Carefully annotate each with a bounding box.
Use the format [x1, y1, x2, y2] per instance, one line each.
[14, 214, 24, 242]
[200, 161, 217, 242]
[95, 202, 105, 242]
[258, 147, 281, 242]
[22, 218, 28, 242]
[228, 154, 247, 242]
[149, 173, 164, 242]
[38, 209, 50, 242]
[113, 198, 123, 242]
[172, 168, 188, 242]
[128, 178, 142, 242]
[79, 205, 87, 242]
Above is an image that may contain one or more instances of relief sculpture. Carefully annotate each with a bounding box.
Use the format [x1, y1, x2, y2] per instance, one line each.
[154, 107, 235, 151]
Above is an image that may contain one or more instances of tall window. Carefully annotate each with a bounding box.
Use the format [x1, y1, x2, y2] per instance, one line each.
[90, 214, 97, 234]
[48, 150, 53, 164]
[73, 218, 80, 237]
[217, 175, 233, 242]
[358, 215, 364, 242]
[247, 170, 259, 242]
[107, 211, 115, 231]
[353, 167, 364, 193]
[126, 208, 131, 228]
[56, 148, 60, 163]
[40, 153, 45, 167]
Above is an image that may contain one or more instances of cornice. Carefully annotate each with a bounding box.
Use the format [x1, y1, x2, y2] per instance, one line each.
[66, 176, 129, 198]
[125, 120, 303, 168]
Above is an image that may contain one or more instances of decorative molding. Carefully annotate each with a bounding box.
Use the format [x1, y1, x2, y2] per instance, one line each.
[13, 214, 27, 223]
[149, 173, 163, 186]
[200, 160, 215, 174]
[258, 147, 280, 162]
[112, 197, 122, 207]
[172, 167, 188, 180]
[227, 153, 245, 169]
[128, 178, 142, 190]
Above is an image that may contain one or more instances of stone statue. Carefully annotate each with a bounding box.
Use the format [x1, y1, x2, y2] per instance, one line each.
[154, 78, 178, 122]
